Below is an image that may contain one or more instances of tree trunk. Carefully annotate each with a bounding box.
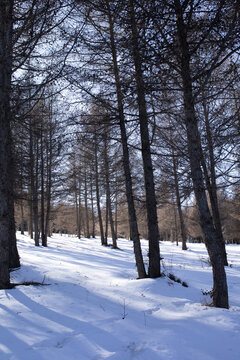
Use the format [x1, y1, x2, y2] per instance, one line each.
[128, 0, 160, 278]
[44, 120, 53, 246]
[104, 193, 109, 245]
[78, 177, 82, 238]
[40, 124, 46, 246]
[106, 0, 146, 277]
[73, 158, 80, 237]
[0, 0, 18, 287]
[90, 172, 95, 238]
[28, 186, 33, 238]
[171, 142, 187, 250]
[20, 199, 25, 235]
[33, 134, 39, 246]
[84, 166, 90, 238]
[174, 0, 228, 308]
[94, 132, 105, 245]
[114, 192, 118, 239]
[103, 126, 117, 248]
[200, 90, 227, 265]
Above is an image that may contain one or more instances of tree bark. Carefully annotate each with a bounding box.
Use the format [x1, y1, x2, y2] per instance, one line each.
[44, 119, 53, 245]
[40, 123, 46, 246]
[128, 0, 160, 278]
[94, 131, 105, 245]
[174, 0, 228, 308]
[90, 172, 95, 238]
[200, 90, 227, 265]
[104, 190, 109, 245]
[28, 185, 33, 238]
[33, 130, 39, 247]
[84, 166, 90, 238]
[106, 0, 146, 277]
[0, 0, 19, 287]
[103, 124, 117, 248]
[171, 141, 187, 250]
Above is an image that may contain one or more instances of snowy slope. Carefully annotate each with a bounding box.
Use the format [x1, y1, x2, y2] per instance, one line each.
[0, 233, 240, 360]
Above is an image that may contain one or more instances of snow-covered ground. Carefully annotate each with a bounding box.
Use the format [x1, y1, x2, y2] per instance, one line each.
[1, 233, 240, 360]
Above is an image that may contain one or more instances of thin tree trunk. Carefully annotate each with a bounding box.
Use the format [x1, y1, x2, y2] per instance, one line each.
[94, 132, 105, 245]
[40, 124, 46, 246]
[84, 166, 90, 238]
[78, 176, 82, 238]
[19, 144, 25, 235]
[28, 186, 33, 238]
[33, 134, 39, 247]
[73, 158, 79, 237]
[103, 127, 117, 248]
[20, 200, 25, 235]
[171, 141, 187, 250]
[105, 194, 109, 245]
[44, 120, 53, 246]
[114, 192, 118, 239]
[173, 203, 179, 246]
[128, 0, 160, 278]
[90, 172, 95, 238]
[174, 0, 228, 308]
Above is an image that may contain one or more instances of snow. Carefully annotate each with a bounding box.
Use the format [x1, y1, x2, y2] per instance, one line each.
[1, 233, 240, 360]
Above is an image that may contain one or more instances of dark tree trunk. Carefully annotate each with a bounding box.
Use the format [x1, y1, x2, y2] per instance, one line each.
[28, 185, 33, 239]
[84, 166, 90, 238]
[73, 158, 80, 237]
[33, 133, 39, 247]
[94, 132, 105, 245]
[106, 0, 146, 277]
[19, 144, 25, 235]
[171, 142, 187, 250]
[9, 195, 20, 269]
[174, 0, 228, 308]
[114, 192, 118, 239]
[200, 91, 227, 265]
[90, 172, 95, 238]
[128, 0, 160, 278]
[78, 177, 82, 238]
[104, 193, 109, 245]
[40, 124, 46, 246]
[44, 120, 53, 246]
[103, 126, 117, 248]
[20, 200, 25, 235]
[0, 0, 19, 287]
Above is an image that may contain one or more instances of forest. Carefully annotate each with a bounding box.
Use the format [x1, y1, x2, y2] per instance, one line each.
[0, 0, 240, 313]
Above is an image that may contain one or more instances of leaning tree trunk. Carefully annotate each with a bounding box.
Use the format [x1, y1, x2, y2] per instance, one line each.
[128, 0, 160, 278]
[106, 0, 146, 277]
[200, 90, 228, 265]
[174, 0, 228, 308]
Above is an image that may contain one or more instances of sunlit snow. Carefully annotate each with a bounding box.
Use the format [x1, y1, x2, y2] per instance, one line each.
[0, 233, 240, 359]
